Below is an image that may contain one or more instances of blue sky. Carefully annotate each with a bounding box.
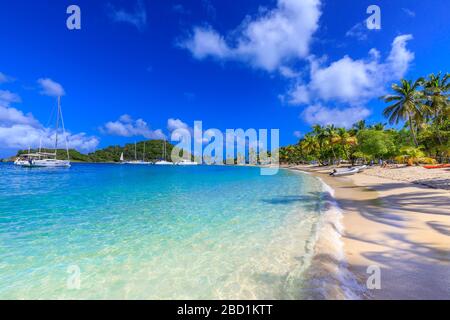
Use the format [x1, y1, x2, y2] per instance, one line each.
[0, 0, 449, 157]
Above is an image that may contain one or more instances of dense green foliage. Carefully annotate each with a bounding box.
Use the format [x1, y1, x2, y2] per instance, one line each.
[281, 72, 450, 165]
[16, 148, 91, 162]
[87, 140, 175, 163]
[16, 140, 175, 163]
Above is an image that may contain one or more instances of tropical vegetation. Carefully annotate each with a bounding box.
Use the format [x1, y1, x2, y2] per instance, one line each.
[14, 140, 175, 163]
[280, 72, 450, 165]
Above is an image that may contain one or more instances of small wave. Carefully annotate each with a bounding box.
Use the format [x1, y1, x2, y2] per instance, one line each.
[300, 177, 364, 300]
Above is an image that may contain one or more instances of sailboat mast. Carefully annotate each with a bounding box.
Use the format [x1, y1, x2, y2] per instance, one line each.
[163, 139, 166, 161]
[54, 96, 60, 159]
[135, 142, 137, 160]
[58, 96, 70, 161]
[143, 142, 145, 161]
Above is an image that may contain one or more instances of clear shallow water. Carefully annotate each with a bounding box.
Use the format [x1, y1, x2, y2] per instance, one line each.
[0, 163, 328, 299]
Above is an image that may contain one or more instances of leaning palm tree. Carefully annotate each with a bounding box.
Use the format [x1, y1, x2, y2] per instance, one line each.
[382, 78, 426, 147]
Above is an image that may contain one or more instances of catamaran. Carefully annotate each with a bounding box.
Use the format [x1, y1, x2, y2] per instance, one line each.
[154, 140, 173, 165]
[15, 97, 71, 168]
[123, 142, 151, 165]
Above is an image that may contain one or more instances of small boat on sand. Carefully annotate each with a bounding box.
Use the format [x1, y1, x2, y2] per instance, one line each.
[330, 166, 365, 177]
[353, 165, 368, 172]
[423, 164, 450, 169]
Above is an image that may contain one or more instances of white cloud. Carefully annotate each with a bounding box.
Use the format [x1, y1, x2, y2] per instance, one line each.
[284, 34, 414, 106]
[308, 55, 379, 103]
[102, 114, 166, 139]
[167, 118, 189, 132]
[293, 131, 303, 138]
[0, 90, 22, 107]
[108, 0, 147, 31]
[0, 96, 98, 152]
[402, 8, 416, 17]
[278, 66, 300, 78]
[386, 34, 415, 79]
[182, 26, 231, 60]
[37, 78, 65, 97]
[180, 0, 321, 71]
[281, 84, 310, 105]
[345, 22, 368, 41]
[167, 118, 209, 145]
[0, 72, 13, 84]
[0, 124, 99, 152]
[301, 104, 371, 128]
[0, 104, 39, 128]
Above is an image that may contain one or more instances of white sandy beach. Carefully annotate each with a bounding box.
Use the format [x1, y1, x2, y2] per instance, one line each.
[286, 165, 450, 300]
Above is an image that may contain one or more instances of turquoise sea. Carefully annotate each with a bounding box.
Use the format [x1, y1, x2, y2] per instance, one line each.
[0, 163, 334, 299]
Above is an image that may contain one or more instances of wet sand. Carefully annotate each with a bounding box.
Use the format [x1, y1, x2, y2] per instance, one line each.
[286, 165, 450, 300]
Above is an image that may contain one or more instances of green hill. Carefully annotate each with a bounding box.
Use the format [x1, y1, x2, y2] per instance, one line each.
[15, 140, 176, 163]
[88, 140, 175, 162]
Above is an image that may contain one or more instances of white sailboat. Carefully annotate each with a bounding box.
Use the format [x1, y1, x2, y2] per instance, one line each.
[176, 159, 199, 166]
[154, 140, 173, 165]
[123, 142, 151, 165]
[16, 97, 71, 168]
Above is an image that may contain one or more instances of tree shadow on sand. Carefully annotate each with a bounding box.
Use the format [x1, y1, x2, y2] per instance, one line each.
[427, 221, 450, 237]
[260, 180, 450, 299]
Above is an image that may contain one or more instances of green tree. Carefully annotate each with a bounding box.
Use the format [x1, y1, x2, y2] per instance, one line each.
[382, 78, 426, 147]
[356, 130, 396, 160]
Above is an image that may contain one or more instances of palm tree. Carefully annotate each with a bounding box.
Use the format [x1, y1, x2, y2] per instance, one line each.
[382, 78, 426, 147]
[371, 122, 386, 131]
[300, 133, 319, 161]
[424, 72, 449, 118]
[312, 125, 328, 164]
[423, 72, 450, 147]
[336, 127, 357, 162]
[353, 120, 367, 132]
[325, 125, 339, 163]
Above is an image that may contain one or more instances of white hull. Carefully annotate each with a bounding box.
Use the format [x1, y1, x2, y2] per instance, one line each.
[14, 159, 29, 166]
[176, 161, 199, 166]
[19, 159, 71, 168]
[16, 96, 71, 169]
[354, 165, 367, 172]
[123, 161, 151, 165]
[330, 167, 359, 176]
[154, 161, 174, 165]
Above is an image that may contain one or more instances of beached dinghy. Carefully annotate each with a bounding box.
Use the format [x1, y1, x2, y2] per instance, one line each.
[354, 165, 368, 172]
[330, 167, 360, 176]
[423, 164, 450, 169]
